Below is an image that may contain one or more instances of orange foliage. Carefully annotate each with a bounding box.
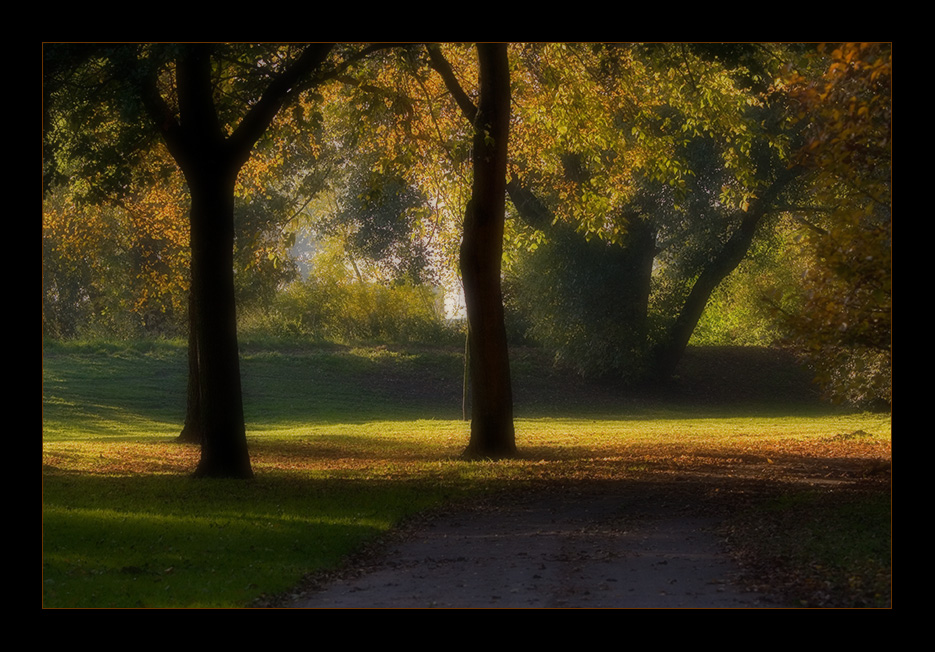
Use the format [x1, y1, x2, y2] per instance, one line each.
[43, 146, 191, 337]
[783, 43, 891, 406]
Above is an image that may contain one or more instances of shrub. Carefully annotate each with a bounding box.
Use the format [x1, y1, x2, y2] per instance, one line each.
[244, 276, 453, 345]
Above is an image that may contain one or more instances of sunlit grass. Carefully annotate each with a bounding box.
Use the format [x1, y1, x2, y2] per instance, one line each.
[43, 342, 890, 607]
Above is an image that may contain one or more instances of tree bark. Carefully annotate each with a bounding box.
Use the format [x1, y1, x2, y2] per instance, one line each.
[460, 44, 516, 459]
[186, 164, 253, 478]
[177, 291, 203, 444]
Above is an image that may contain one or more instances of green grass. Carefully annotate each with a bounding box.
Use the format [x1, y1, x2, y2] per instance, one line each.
[43, 475, 446, 607]
[43, 340, 891, 607]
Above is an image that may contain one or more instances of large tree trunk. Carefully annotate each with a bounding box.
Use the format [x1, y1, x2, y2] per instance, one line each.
[186, 166, 253, 478]
[162, 46, 253, 478]
[607, 215, 656, 369]
[461, 44, 515, 459]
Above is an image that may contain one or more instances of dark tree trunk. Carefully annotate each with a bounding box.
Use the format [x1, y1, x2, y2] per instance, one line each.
[652, 166, 802, 378]
[607, 215, 656, 365]
[508, 179, 657, 377]
[177, 292, 203, 444]
[461, 44, 516, 459]
[462, 324, 471, 422]
[136, 44, 335, 477]
[186, 165, 253, 478]
[167, 45, 253, 478]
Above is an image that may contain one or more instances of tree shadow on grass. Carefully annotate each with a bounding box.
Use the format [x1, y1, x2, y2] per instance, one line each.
[43, 431, 890, 608]
[43, 472, 443, 608]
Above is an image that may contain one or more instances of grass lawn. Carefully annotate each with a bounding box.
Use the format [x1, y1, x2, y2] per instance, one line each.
[42, 339, 891, 608]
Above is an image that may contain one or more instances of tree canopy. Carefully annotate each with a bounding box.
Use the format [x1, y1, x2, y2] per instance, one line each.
[777, 43, 891, 407]
[415, 43, 808, 379]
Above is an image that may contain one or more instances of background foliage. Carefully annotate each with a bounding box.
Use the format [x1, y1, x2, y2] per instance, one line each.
[241, 236, 452, 345]
[42, 43, 891, 406]
[773, 43, 891, 407]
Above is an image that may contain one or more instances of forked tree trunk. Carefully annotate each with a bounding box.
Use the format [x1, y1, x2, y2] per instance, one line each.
[161, 47, 253, 478]
[460, 44, 516, 459]
[94, 43, 336, 477]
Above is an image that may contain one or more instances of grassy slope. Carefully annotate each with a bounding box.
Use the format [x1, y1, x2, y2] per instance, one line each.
[42, 339, 891, 607]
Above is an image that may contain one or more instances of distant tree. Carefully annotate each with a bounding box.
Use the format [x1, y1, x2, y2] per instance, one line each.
[320, 155, 434, 285]
[308, 45, 469, 296]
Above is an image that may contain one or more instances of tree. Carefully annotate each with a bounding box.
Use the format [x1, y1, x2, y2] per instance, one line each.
[650, 158, 802, 378]
[312, 45, 473, 312]
[776, 43, 891, 407]
[429, 43, 806, 381]
[44, 43, 386, 477]
[532, 45, 805, 380]
[318, 154, 435, 286]
[313, 44, 516, 455]
[459, 44, 516, 458]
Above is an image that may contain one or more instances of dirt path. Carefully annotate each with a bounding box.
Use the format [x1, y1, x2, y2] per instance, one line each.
[285, 486, 781, 608]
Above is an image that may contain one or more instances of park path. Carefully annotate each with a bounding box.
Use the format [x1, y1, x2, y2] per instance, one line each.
[286, 486, 780, 608]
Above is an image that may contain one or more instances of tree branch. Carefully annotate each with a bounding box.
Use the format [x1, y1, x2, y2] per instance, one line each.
[425, 43, 478, 123]
[118, 47, 186, 164]
[229, 44, 401, 166]
[653, 164, 804, 377]
[505, 179, 555, 231]
[228, 44, 335, 164]
[426, 43, 560, 234]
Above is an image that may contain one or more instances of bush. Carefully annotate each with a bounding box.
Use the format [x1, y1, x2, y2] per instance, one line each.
[244, 276, 454, 345]
[503, 227, 656, 380]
